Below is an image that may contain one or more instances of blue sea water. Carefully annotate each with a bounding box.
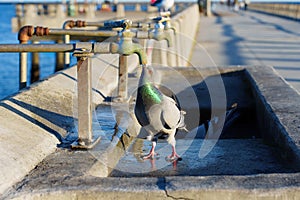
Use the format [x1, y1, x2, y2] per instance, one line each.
[0, 4, 20, 100]
[0, 4, 60, 100]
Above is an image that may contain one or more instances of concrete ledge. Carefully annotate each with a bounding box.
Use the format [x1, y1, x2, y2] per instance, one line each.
[3, 65, 300, 199]
[249, 3, 300, 21]
[6, 174, 300, 200]
[245, 65, 300, 169]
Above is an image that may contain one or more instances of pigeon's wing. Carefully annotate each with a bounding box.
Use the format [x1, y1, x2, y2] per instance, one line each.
[158, 85, 181, 110]
[160, 96, 181, 130]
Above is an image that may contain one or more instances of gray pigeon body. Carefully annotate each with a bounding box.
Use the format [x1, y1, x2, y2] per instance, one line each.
[134, 65, 186, 160]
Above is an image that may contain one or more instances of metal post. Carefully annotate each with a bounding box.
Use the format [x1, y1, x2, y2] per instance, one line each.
[71, 49, 100, 149]
[19, 42, 27, 89]
[55, 39, 65, 72]
[64, 34, 71, 68]
[116, 55, 128, 101]
[30, 40, 40, 83]
[206, 0, 212, 17]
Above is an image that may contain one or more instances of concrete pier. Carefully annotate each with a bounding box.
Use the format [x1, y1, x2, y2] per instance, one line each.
[1, 2, 300, 199]
[2, 65, 300, 199]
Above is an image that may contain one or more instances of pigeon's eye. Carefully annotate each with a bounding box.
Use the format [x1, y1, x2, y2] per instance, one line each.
[148, 69, 153, 76]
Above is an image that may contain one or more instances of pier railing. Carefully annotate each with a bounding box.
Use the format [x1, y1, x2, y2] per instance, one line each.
[1, 3, 200, 149]
[248, 3, 300, 20]
[10, 3, 199, 89]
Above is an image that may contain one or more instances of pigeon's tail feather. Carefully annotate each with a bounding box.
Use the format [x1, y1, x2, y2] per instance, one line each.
[177, 110, 188, 132]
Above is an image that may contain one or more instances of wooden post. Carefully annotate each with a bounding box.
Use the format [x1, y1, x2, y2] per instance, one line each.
[30, 40, 40, 84]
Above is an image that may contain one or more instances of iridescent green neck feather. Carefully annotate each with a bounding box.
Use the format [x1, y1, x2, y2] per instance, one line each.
[141, 82, 162, 104]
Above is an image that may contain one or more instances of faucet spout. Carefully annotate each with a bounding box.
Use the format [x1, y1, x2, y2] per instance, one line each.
[131, 43, 148, 65]
[150, 30, 172, 47]
[112, 30, 148, 65]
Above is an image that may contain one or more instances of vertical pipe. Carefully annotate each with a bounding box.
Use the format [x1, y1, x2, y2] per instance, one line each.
[19, 42, 27, 89]
[77, 56, 93, 146]
[118, 55, 128, 101]
[64, 34, 71, 68]
[30, 40, 40, 84]
[55, 39, 65, 72]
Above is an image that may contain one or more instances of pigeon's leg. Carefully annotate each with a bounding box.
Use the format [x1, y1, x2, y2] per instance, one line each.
[143, 140, 158, 160]
[166, 135, 181, 161]
[168, 145, 181, 160]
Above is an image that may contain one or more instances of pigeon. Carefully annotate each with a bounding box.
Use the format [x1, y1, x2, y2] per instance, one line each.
[150, 0, 174, 12]
[134, 65, 187, 161]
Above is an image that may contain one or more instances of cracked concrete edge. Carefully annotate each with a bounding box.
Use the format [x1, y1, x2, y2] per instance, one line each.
[0, 54, 139, 196]
[7, 174, 300, 200]
[244, 65, 300, 169]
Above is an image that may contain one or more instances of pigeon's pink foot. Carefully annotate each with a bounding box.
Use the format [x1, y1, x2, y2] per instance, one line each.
[142, 151, 158, 160]
[142, 142, 158, 160]
[166, 146, 181, 162]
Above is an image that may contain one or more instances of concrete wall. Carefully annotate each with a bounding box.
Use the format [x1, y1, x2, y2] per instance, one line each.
[245, 65, 300, 169]
[248, 3, 300, 20]
[171, 4, 200, 66]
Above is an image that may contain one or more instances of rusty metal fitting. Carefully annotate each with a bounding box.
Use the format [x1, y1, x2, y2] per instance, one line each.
[75, 20, 86, 28]
[18, 26, 50, 43]
[34, 26, 49, 37]
[64, 20, 87, 29]
[63, 20, 76, 29]
[18, 26, 35, 43]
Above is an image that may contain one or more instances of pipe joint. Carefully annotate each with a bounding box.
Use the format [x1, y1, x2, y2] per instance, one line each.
[18, 25, 50, 43]
[34, 26, 49, 37]
[63, 20, 87, 29]
[18, 26, 35, 43]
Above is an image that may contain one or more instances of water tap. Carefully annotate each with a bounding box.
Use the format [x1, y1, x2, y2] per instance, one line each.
[107, 19, 147, 65]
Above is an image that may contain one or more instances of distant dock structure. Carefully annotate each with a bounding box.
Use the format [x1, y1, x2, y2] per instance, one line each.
[11, 1, 191, 32]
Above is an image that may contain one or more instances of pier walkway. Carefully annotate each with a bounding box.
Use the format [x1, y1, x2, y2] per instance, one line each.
[191, 5, 300, 93]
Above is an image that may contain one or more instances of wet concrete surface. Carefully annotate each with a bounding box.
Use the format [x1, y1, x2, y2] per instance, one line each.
[5, 138, 297, 197]
[110, 138, 297, 177]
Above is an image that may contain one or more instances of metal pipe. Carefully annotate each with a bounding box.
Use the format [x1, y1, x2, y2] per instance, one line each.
[49, 29, 118, 37]
[0, 44, 75, 52]
[18, 25, 118, 41]
[19, 47, 27, 89]
[0, 42, 147, 65]
[63, 20, 88, 68]
[63, 19, 154, 31]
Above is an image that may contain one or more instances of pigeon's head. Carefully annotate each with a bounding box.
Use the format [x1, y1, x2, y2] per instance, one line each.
[141, 65, 155, 82]
[141, 65, 162, 85]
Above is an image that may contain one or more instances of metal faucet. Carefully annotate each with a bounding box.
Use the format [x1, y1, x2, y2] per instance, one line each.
[148, 16, 173, 47]
[113, 29, 148, 65]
